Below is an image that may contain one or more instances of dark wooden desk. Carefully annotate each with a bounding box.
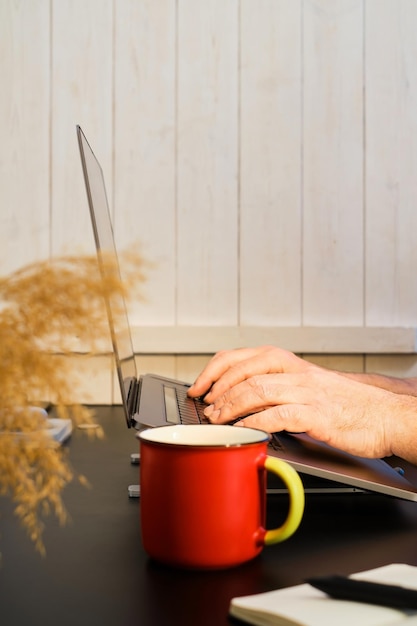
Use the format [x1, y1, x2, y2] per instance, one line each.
[1, 406, 417, 626]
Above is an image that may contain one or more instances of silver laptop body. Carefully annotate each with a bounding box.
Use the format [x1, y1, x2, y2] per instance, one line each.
[77, 124, 417, 502]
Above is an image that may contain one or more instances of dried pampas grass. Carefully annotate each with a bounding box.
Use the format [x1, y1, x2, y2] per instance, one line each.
[0, 250, 146, 554]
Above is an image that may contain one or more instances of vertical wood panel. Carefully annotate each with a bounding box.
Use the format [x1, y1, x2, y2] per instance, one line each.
[176, 0, 239, 324]
[303, 0, 364, 324]
[0, 0, 50, 274]
[65, 355, 113, 404]
[112, 354, 177, 404]
[305, 354, 364, 372]
[51, 0, 113, 257]
[114, 0, 176, 325]
[50, 0, 114, 401]
[176, 355, 212, 383]
[366, 355, 417, 378]
[240, 0, 302, 325]
[365, 0, 417, 325]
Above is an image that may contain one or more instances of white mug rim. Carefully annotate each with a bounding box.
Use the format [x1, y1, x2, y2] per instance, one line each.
[138, 424, 269, 447]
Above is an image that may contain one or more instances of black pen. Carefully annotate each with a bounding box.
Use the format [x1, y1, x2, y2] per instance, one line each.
[306, 575, 417, 610]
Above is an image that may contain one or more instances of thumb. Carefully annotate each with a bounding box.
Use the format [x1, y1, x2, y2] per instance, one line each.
[236, 404, 309, 434]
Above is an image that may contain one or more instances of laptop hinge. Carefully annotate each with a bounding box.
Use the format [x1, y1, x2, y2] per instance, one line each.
[127, 377, 141, 428]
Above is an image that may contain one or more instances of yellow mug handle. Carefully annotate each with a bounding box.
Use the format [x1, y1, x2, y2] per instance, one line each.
[263, 456, 305, 544]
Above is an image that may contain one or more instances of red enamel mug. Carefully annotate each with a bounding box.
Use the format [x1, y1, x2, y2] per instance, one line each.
[138, 424, 305, 569]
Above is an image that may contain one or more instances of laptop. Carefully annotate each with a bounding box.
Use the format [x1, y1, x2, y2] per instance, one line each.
[76, 125, 417, 502]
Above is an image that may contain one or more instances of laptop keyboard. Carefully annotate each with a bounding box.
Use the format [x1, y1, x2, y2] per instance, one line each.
[270, 432, 287, 452]
[176, 386, 209, 424]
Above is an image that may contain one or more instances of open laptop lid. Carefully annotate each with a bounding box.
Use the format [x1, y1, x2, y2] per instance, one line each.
[76, 125, 417, 502]
[77, 125, 137, 428]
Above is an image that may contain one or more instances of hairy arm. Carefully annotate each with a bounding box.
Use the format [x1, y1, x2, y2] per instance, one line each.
[342, 371, 417, 397]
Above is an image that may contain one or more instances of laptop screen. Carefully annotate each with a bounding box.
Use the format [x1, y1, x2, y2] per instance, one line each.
[76, 125, 137, 427]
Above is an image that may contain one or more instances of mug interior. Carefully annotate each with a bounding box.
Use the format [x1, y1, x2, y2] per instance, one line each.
[138, 424, 268, 447]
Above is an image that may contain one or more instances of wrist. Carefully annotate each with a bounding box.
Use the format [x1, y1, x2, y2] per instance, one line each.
[387, 393, 417, 464]
[343, 371, 417, 397]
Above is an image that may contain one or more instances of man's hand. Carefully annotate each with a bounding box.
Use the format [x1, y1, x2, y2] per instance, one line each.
[188, 345, 309, 402]
[188, 345, 416, 461]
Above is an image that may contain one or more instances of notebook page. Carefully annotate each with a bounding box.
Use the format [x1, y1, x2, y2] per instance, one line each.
[230, 564, 417, 626]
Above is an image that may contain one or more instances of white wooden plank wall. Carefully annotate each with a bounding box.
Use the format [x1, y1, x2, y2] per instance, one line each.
[2, 0, 417, 405]
[366, 0, 417, 327]
[240, 1, 302, 325]
[0, 1, 50, 271]
[303, 0, 364, 326]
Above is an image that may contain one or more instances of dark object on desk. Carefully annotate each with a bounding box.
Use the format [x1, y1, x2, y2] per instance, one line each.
[76, 123, 417, 503]
[307, 574, 417, 609]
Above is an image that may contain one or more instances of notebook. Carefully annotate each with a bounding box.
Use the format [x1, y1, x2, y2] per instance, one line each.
[76, 124, 417, 501]
[229, 563, 417, 626]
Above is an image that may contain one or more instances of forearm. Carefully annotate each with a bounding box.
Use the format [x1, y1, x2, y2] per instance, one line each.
[342, 371, 417, 397]
[385, 392, 417, 465]
[341, 374, 417, 464]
